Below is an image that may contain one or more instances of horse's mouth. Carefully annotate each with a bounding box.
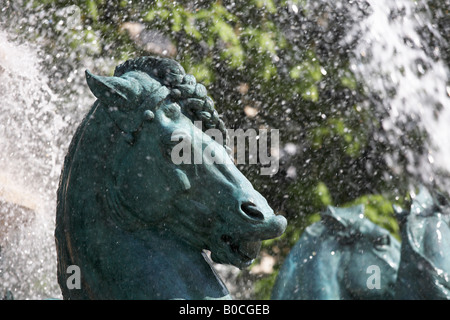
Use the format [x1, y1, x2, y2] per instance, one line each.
[220, 234, 261, 267]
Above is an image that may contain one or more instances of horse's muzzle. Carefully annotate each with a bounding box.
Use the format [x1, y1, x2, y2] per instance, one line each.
[238, 200, 287, 240]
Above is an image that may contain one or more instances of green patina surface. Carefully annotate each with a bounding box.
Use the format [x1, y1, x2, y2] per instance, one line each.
[272, 187, 450, 299]
[55, 56, 287, 300]
[395, 187, 450, 299]
[272, 204, 401, 299]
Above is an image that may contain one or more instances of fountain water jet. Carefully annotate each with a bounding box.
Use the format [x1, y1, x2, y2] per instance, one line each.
[0, 30, 66, 299]
[346, 0, 450, 190]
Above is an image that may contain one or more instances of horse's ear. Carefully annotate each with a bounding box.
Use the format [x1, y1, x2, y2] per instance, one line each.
[85, 70, 133, 105]
[85, 70, 147, 134]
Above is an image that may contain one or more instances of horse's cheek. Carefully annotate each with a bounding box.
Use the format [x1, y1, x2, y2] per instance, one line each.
[115, 152, 162, 203]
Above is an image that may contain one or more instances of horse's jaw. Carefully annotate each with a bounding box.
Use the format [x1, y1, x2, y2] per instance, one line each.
[209, 215, 286, 269]
[210, 235, 261, 269]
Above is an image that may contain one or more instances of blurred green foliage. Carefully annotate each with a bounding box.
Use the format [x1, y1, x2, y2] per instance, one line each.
[4, 0, 445, 299]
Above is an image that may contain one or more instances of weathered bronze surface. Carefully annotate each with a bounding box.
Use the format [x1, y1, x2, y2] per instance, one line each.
[272, 204, 400, 299]
[273, 187, 450, 299]
[395, 187, 450, 299]
[55, 56, 287, 300]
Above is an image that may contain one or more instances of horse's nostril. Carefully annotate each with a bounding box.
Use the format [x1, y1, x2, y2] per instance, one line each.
[240, 202, 264, 221]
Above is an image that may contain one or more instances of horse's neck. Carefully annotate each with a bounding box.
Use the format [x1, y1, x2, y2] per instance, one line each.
[99, 226, 231, 299]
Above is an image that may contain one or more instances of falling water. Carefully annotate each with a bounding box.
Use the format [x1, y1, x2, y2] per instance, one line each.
[347, 0, 450, 190]
[0, 30, 64, 299]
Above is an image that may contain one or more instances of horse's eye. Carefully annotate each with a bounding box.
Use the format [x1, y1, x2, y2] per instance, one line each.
[373, 235, 390, 249]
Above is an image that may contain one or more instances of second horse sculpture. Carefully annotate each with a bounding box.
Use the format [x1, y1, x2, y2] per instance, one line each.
[271, 204, 401, 299]
[55, 56, 287, 299]
[272, 187, 450, 299]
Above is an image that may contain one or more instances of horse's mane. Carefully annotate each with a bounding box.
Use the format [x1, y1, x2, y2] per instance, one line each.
[114, 55, 185, 79]
[113, 56, 229, 150]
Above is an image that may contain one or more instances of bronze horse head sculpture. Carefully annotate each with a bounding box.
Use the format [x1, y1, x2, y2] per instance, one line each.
[55, 56, 287, 299]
